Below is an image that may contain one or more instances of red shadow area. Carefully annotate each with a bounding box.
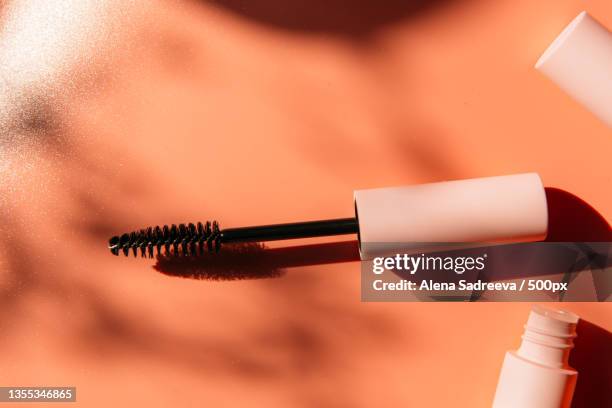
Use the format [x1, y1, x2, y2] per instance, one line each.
[570, 320, 612, 408]
[545, 187, 611, 241]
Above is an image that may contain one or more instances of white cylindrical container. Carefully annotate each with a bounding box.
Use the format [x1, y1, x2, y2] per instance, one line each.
[492, 306, 579, 408]
[353, 173, 548, 260]
[536, 11, 612, 127]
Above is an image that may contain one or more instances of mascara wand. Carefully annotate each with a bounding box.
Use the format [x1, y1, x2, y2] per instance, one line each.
[109, 218, 358, 258]
[108, 173, 549, 260]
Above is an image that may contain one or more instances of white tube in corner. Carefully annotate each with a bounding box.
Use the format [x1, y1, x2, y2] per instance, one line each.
[492, 306, 579, 408]
[536, 11, 612, 127]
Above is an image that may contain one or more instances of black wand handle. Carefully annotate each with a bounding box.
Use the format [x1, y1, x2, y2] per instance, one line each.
[221, 217, 359, 243]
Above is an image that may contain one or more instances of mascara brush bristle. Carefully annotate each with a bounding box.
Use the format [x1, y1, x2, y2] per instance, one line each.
[108, 221, 221, 257]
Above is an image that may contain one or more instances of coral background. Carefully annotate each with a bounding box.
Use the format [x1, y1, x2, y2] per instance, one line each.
[0, 0, 610, 406]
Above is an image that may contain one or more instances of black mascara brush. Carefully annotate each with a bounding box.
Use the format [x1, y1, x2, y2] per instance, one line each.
[108, 173, 549, 260]
[108, 218, 358, 258]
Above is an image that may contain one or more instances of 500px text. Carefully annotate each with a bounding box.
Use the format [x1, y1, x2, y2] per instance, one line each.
[372, 279, 569, 292]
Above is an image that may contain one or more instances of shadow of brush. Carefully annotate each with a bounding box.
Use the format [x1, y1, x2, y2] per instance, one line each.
[153, 240, 360, 280]
[570, 320, 612, 408]
[153, 242, 284, 280]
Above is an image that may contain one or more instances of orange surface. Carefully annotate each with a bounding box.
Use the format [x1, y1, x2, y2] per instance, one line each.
[0, 0, 610, 407]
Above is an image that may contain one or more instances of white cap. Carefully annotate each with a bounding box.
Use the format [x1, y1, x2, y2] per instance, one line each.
[536, 11, 612, 127]
[354, 173, 548, 260]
